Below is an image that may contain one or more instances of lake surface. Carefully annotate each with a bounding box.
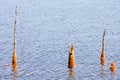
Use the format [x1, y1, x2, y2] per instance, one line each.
[0, 0, 120, 80]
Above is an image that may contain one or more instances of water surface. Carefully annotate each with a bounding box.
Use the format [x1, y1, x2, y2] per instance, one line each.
[0, 0, 120, 80]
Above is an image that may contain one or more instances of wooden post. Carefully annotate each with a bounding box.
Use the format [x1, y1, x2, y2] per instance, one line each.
[110, 61, 116, 72]
[68, 44, 75, 69]
[12, 6, 18, 68]
[101, 31, 106, 66]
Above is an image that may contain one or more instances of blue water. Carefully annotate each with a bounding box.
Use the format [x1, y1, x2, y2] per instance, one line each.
[0, 0, 120, 80]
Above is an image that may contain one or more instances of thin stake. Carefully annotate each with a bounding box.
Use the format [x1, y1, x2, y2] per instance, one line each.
[102, 30, 105, 52]
[101, 30, 106, 66]
[12, 6, 18, 68]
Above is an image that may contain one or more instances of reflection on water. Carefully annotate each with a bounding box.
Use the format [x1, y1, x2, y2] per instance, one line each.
[68, 69, 76, 80]
[110, 71, 116, 80]
[12, 67, 18, 80]
[100, 65, 117, 80]
[0, 0, 120, 79]
[101, 66, 104, 80]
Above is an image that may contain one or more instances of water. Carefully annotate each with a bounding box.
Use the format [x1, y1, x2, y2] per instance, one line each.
[0, 0, 120, 80]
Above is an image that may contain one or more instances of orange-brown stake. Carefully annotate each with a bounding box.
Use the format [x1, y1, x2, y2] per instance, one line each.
[12, 6, 18, 68]
[12, 47, 18, 68]
[110, 61, 116, 72]
[101, 50, 105, 66]
[68, 44, 75, 69]
[101, 31, 106, 66]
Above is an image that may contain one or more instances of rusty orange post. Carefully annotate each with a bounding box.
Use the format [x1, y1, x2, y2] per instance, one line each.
[68, 44, 75, 69]
[12, 47, 18, 68]
[110, 61, 116, 72]
[12, 6, 18, 68]
[101, 31, 106, 66]
[101, 50, 105, 66]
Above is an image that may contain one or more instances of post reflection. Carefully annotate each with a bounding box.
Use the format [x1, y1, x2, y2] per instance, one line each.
[12, 67, 18, 80]
[68, 69, 76, 80]
[101, 66, 104, 80]
[111, 71, 116, 80]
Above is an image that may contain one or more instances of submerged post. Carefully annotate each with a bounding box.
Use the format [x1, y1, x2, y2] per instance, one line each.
[110, 61, 116, 72]
[12, 6, 18, 68]
[68, 44, 75, 69]
[101, 31, 106, 66]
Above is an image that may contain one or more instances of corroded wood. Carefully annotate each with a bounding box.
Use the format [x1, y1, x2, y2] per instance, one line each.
[12, 6, 18, 68]
[101, 31, 106, 66]
[110, 61, 116, 72]
[68, 44, 75, 69]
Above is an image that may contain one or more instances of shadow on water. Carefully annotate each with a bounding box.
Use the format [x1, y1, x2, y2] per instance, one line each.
[67, 69, 76, 80]
[12, 67, 18, 80]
